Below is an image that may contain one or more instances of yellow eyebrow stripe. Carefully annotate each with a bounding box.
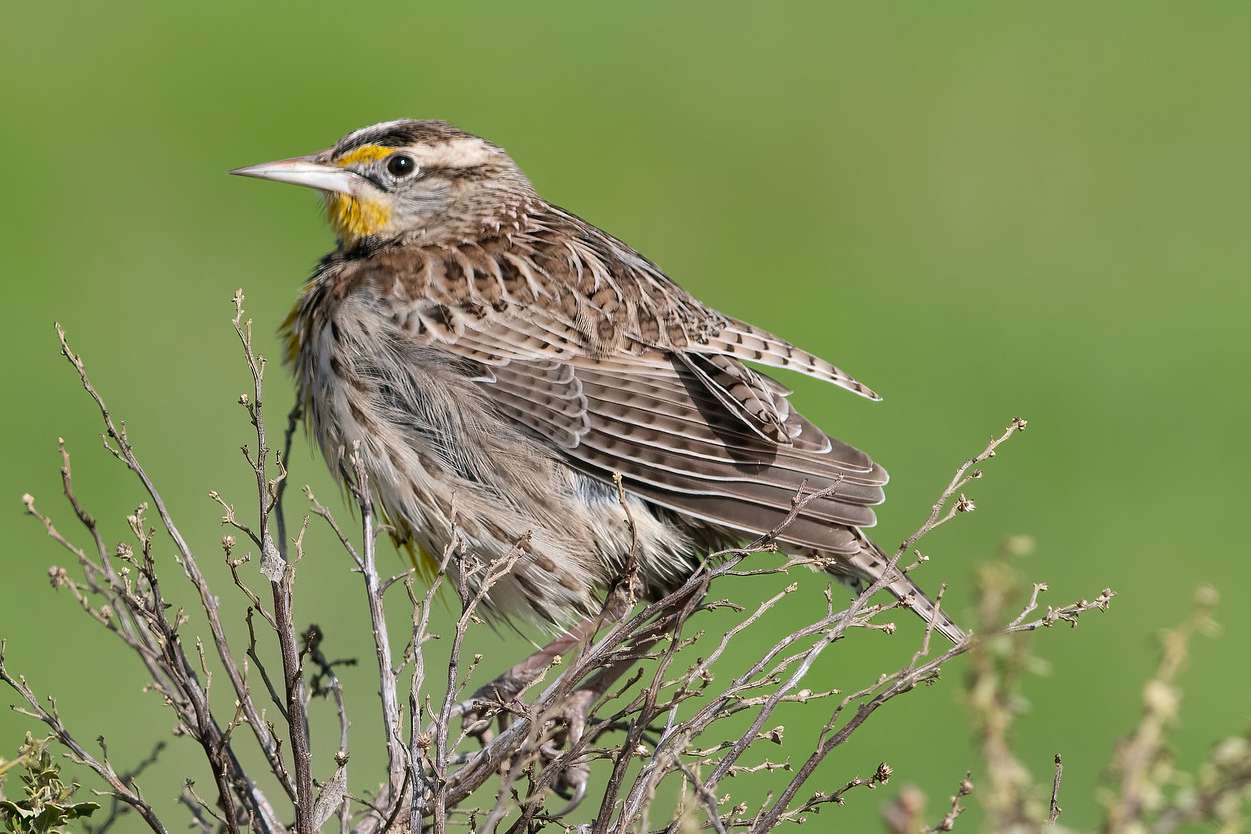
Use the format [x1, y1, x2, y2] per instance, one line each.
[335, 144, 393, 167]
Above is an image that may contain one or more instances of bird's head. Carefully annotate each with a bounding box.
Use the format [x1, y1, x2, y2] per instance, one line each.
[232, 119, 533, 247]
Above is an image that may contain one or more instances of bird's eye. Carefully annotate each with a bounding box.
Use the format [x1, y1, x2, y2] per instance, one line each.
[386, 154, 416, 178]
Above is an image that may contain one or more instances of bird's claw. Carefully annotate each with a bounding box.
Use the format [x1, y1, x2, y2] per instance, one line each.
[542, 689, 595, 816]
[465, 676, 597, 815]
[464, 673, 529, 747]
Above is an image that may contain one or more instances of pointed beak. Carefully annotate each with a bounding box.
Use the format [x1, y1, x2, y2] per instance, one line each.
[230, 155, 362, 195]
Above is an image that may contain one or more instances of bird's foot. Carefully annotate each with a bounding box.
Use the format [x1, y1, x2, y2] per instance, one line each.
[461, 663, 602, 815]
[537, 688, 597, 815]
[464, 590, 636, 745]
[463, 624, 594, 746]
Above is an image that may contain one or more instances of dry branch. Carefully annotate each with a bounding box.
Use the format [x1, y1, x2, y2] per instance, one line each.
[1, 290, 1241, 834]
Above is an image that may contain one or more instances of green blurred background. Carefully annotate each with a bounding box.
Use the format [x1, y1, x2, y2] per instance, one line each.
[3, 2, 1249, 830]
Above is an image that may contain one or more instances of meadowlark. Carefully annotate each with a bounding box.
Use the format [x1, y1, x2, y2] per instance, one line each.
[232, 117, 964, 654]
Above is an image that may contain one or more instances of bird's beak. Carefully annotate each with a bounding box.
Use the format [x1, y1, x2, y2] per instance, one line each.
[230, 154, 362, 195]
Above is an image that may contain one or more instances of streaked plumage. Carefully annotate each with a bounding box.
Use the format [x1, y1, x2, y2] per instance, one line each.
[238, 119, 964, 642]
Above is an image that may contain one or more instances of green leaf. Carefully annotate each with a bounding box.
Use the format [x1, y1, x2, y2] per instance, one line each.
[0, 798, 34, 819]
[62, 802, 99, 819]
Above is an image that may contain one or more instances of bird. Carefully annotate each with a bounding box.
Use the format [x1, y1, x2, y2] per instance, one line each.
[231, 117, 965, 651]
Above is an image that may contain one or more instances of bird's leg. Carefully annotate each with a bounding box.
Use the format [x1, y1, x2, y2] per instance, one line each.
[467, 581, 698, 814]
[541, 587, 700, 813]
[542, 648, 651, 814]
[465, 588, 635, 744]
[464, 624, 596, 743]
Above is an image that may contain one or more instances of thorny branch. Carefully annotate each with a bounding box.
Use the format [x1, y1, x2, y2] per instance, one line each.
[4, 291, 1247, 834]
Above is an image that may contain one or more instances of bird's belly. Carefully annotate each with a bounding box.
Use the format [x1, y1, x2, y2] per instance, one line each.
[296, 295, 701, 626]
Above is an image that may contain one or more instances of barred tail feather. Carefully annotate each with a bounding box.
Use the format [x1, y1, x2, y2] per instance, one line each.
[840, 542, 967, 644]
[703, 319, 882, 402]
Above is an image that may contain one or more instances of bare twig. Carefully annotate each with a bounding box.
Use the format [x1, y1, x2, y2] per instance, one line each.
[1048, 754, 1063, 825]
[56, 320, 285, 833]
[351, 450, 406, 795]
[12, 302, 1171, 834]
[0, 643, 170, 834]
[232, 292, 315, 834]
[927, 774, 973, 833]
[1104, 586, 1221, 834]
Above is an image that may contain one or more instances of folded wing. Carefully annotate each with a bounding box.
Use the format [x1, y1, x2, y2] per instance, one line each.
[367, 221, 887, 554]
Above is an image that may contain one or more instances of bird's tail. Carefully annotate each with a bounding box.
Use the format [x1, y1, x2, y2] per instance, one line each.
[835, 538, 967, 644]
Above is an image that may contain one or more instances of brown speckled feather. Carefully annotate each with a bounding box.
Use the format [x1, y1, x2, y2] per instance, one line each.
[276, 119, 964, 642]
[320, 204, 888, 554]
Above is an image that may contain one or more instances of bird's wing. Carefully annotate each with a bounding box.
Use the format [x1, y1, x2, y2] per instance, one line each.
[454, 319, 887, 554]
[351, 213, 887, 553]
[492, 354, 887, 555]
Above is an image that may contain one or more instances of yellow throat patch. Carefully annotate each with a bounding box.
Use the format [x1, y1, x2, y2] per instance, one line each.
[324, 192, 391, 243]
[325, 144, 393, 243]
